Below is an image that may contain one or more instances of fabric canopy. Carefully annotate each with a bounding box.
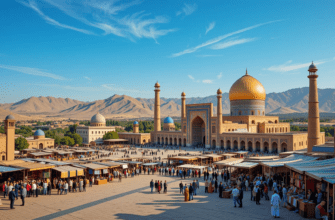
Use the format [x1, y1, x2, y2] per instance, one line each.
[260, 154, 316, 168]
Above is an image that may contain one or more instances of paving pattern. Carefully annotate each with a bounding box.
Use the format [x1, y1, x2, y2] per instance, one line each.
[0, 172, 306, 220]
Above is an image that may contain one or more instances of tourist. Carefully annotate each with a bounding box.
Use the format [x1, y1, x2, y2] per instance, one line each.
[184, 184, 189, 202]
[189, 183, 194, 201]
[214, 179, 218, 193]
[47, 181, 52, 195]
[3, 181, 8, 198]
[73, 181, 77, 192]
[14, 181, 20, 200]
[64, 181, 68, 194]
[192, 180, 197, 195]
[264, 183, 269, 200]
[60, 181, 64, 195]
[32, 181, 37, 197]
[150, 179, 154, 193]
[271, 190, 281, 218]
[219, 182, 223, 198]
[83, 178, 87, 192]
[238, 186, 243, 208]
[26, 182, 31, 197]
[232, 185, 239, 207]
[179, 181, 184, 194]
[164, 181, 167, 193]
[21, 185, 26, 206]
[315, 201, 328, 220]
[160, 180, 163, 193]
[282, 184, 287, 207]
[255, 185, 260, 205]
[245, 178, 249, 191]
[69, 179, 73, 192]
[9, 188, 16, 209]
[196, 179, 199, 190]
[43, 180, 48, 195]
[79, 179, 83, 192]
[205, 180, 209, 193]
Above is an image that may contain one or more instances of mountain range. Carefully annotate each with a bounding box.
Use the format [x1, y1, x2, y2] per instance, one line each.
[1, 87, 335, 120]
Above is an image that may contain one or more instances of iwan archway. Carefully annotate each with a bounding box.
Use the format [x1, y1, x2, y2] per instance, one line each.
[191, 116, 206, 146]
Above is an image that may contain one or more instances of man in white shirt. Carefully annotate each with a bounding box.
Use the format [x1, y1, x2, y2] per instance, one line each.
[43, 181, 48, 195]
[32, 182, 37, 197]
[69, 180, 73, 192]
[64, 182, 69, 194]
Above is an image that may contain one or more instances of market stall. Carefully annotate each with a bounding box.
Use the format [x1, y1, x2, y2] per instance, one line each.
[226, 162, 260, 180]
[73, 163, 109, 185]
[0, 166, 24, 183]
[231, 151, 249, 158]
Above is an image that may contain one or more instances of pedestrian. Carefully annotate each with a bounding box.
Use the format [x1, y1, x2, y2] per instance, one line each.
[43, 180, 48, 195]
[69, 179, 73, 192]
[83, 179, 87, 192]
[219, 182, 223, 198]
[238, 186, 243, 208]
[3, 181, 8, 199]
[264, 183, 270, 200]
[73, 181, 77, 192]
[21, 185, 26, 206]
[205, 180, 209, 193]
[255, 185, 261, 205]
[232, 185, 239, 207]
[271, 190, 281, 218]
[184, 184, 189, 202]
[47, 181, 52, 195]
[189, 183, 194, 201]
[282, 184, 287, 207]
[26, 182, 31, 197]
[64, 181, 68, 194]
[32, 181, 37, 197]
[179, 181, 184, 194]
[164, 181, 167, 193]
[214, 179, 218, 193]
[192, 180, 197, 196]
[14, 181, 19, 200]
[150, 179, 154, 193]
[9, 188, 16, 209]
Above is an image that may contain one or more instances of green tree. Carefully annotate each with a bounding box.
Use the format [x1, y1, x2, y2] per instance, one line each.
[15, 137, 29, 151]
[71, 133, 83, 146]
[60, 136, 75, 146]
[103, 131, 119, 140]
[69, 124, 78, 134]
[54, 136, 61, 145]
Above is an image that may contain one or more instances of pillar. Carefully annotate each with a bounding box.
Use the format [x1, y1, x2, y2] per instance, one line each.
[307, 62, 321, 152]
[260, 140, 264, 152]
[252, 141, 256, 152]
[154, 82, 161, 132]
[216, 89, 223, 148]
[4, 116, 16, 161]
[181, 92, 186, 122]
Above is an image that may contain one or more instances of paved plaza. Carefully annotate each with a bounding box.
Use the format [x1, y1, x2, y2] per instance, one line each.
[1, 171, 306, 220]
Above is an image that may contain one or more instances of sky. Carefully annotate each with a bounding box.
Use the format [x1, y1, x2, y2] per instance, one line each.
[0, 0, 334, 103]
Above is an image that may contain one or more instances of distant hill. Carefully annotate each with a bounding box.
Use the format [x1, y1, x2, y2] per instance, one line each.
[0, 107, 31, 120]
[2, 87, 335, 120]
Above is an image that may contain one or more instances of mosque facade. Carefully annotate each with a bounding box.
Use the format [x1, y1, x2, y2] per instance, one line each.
[149, 69, 325, 153]
[24, 129, 55, 149]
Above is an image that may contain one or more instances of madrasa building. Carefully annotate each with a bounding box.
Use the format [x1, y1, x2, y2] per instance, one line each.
[146, 68, 325, 153]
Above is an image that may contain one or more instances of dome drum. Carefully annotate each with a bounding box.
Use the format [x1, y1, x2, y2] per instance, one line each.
[230, 100, 265, 116]
[34, 129, 45, 140]
[91, 113, 106, 127]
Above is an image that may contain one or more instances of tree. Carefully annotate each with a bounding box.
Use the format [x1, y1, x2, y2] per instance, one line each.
[71, 133, 83, 146]
[15, 137, 29, 151]
[60, 136, 75, 146]
[103, 131, 119, 140]
[69, 124, 78, 134]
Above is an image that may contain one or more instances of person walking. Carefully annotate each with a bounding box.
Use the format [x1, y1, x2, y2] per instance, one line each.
[232, 186, 239, 207]
[238, 186, 243, 208]
[219, 182, 223, 198]
[47, 181, 52, 195]
[214, 179, 218, 193]
[264, 183, 270, 200]
[73, 181, 77, 193]
[271, 190, 281, 218]
[189, 183, 194, 201]
[150, 179, 154, 193]
[192, 180, 197, 196]
[43, 180, 48, 195]
[179, 181, 184, 194]
[20, 185, 26, 206]
[32, 181, 37, 198]
[164, 181, 167, 193]
[184, 184, 189, 202]
[205, 180, 209, 193]
[255, 185, 261, 205]
[9, 188, 16, 209]
[14, 181, 19, 200]
[282, 184, 287, 207]
[64, 181, 68, 195]
[83, 179, 87, 192]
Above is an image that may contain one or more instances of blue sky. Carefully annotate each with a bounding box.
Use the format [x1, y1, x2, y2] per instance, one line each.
[0, 0, 334, 103]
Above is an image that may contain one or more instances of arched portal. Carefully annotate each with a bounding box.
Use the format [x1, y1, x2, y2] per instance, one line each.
[272, 142, 278, 153]
[174, 138, 177, 146]
[240, 141, 245, 150]
[165, 137, 168, 145]
[212, 140, 216, 147]
[39, 143, 43, 149]
[178, 138, 181, 146]
[192, 116, 206, 146]
[157, 137, 160, 145]
[256, 141, 260, 152]
[183, 138, 186, 147]
[221, 140, 224, 148]
[233, 140, 238, 150]
[143, 139, 146, 143]
[170, 138, 172, 145]
[264, 142, 269, 152]
[281, 142, 287, 152]
[227, 140, 231, 149]
[248, 141, 253, 152]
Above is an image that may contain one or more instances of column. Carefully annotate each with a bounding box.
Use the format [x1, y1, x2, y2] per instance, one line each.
[252, 140, 256, 152]
[154, 82, 161, 132]
[217, 89, 223, 148]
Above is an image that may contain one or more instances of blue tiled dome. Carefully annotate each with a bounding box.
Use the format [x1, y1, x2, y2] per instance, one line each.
[133, 121, 139, 125]
[34, 129, 45, 136]
[5, 115, 15, 120]
[164, 117, 174, 124]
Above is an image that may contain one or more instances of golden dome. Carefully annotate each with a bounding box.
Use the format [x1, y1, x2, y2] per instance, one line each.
[181, 92, 186, 96]
[229, 72, 266, 101]
[217, 88, 222, 94]
[154, 82, 160, 88]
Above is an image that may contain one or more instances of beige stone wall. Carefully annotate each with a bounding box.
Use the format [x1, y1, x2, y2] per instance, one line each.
[27, 138, 55, 149]
[0, 135, 7, 161]
[118, 133, 151, 144]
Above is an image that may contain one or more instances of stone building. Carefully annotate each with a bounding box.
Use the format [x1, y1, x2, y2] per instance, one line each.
[118, 121, 151, 145]
[0, 115, 16, 161]
[24, 129, 55, 149]
[76, 113, 116, 144]
[149, 69, 325, 153]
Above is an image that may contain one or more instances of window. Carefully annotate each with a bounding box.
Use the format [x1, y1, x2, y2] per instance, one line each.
[252, 120, 255, 124]
[251, 111, 254, 115]
[238, 111, 242, 115]
[95, 131, 97, 134]
[2, 155, 5, 161]
[212, 126, 216, 133]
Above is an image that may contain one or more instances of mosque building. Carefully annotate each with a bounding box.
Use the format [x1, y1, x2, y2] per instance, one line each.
[146, 66, 325, 153]
[76, 113, 116, 144]
[23, 129, 55, 149]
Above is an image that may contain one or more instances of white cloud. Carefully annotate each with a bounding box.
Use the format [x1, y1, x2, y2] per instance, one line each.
[265, 60, 326, 72]
[210, 38, 256, 50]
[171, 20, 281, 57]
[217, 72, 222, 79]
[202, 79, 213, 84]
[188, 75, 195, 80]
[176, 3, 197, 16]
[21, 0, 93, 35]
[21, 0, 175, 41]
[0, 64, 66, 80]
[84, 76, 91, 81]
[205, 22, 215, 35]
[196, 54, 222, 57]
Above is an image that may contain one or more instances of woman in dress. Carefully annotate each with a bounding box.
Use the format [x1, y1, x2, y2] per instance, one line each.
[158, 181, 161, 194]
[184, 184, 189, 201]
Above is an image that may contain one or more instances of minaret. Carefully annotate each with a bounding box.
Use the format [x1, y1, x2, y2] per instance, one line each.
[181, 92, 186, 131]
[217, 89, 223, 148]
[133, 121, 139, 133]
[154, 82, 161, 132]
[4, 115, 16, 161]
[307, 62, 321, 152]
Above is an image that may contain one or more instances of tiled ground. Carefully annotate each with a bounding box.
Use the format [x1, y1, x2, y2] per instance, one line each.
[1, 173, 306, 220]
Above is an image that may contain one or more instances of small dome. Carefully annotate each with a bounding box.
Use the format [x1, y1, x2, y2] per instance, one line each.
[5, 115, 15, 120]
[308, 62, 318, 72]
[91, 113, 106, 124]
[217, 88, 222, 94]
[154, 82, 160, 88]
[133, 121, 139, 125]
[164, 117, 174, 124]
[229, 73, 266, 101]
[181, 92, 186, 96]
[34, 129, 45, 136]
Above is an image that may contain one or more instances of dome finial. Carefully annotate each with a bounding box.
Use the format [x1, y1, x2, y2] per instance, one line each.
[246, 68, 248, 75]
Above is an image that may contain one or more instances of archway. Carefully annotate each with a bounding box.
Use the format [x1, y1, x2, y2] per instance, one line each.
[130, 139, 133, 144]
[221, 140, 224, 148]
[272, 142, 278, 153]
[178, 138, 181, 146]
[170, 138, 172, 145]
[183, 138, 186, 147]
[174, 138, 177, 146]
[165, 137, 168, 145]
[226, 140, 231, 149]
[240, 141, 245, 150]
[264, 142, 269, 152]
[233, 140, 238, 150]
[256, 141, 260, 152]
[157, 137, 160, 145]
[39, 143, 43, 149]
[281, 143, 287, 152]
[248, 141, 253, 152]
[143, 139, 146, 144]
[212, 140, 216, 148]
[192, 116, 206, 146]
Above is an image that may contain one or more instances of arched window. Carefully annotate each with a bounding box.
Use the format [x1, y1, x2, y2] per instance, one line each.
[252, 120, 255, 124]
[238, 111, 242, 116]
[251, 111, 254, 115]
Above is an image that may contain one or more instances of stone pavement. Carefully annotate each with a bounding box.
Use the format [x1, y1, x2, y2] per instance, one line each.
[0, 173, 306, 220]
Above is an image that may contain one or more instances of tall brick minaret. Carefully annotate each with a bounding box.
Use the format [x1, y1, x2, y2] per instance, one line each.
[307, 62, 321, 152]
[154, 82, 161, 132]
[217, 89, 223, 148]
